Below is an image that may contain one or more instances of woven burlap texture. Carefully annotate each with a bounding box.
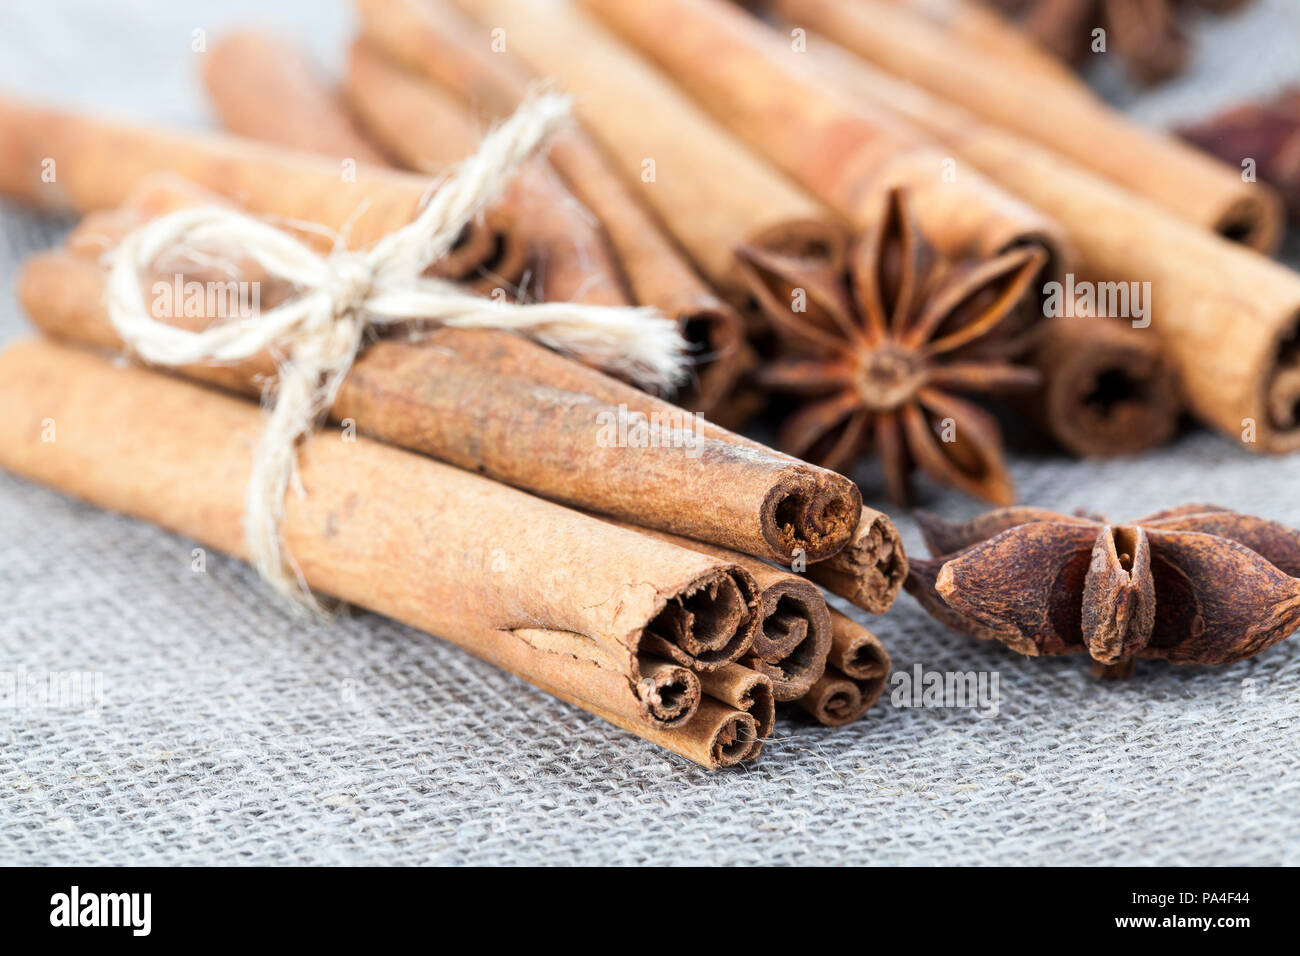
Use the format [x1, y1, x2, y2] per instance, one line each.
[2, 0, 1299, 865]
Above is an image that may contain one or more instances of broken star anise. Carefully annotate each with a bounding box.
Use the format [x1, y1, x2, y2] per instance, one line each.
[905, 503, 1300, 677]
[735, 187, 1045, 507]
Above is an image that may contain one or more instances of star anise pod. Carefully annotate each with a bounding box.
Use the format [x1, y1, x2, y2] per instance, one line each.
[988, 0, 1253, 86]
[1179, 86, 1300, 220]
[905, 503, 1300, 677]
[735, 187, 1045, 507]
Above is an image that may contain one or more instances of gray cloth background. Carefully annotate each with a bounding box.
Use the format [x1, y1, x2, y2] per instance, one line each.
[2, 0, 1299, 867]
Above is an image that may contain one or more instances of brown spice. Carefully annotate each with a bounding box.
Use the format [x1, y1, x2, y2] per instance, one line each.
[797, 610, 891, 726]
[788, 28, 1300, 452]
[619, 525, 834, 701]
[736, 187, 1044, 506]
[806, 506, 909, 614]
[20, 241, 862, 568]
[1028, 312, 1182, 458]
[905, 504, 1300, 674]
[583, 0, 1069, 339]
[428, 0, 850, 311]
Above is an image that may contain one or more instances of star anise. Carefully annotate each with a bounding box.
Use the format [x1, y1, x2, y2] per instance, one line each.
[1179, 85, 1300, 221]
[905, 503, 1300, 677]
[735, 187, 1045, 507]
[989, 0, 1253, 86]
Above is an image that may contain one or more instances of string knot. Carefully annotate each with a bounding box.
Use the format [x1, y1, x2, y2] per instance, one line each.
[320, 254, 377, 322]
[101, 93, 688, 613]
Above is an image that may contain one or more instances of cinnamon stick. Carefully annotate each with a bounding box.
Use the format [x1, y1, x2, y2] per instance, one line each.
[739, 563, 833, 702]
[870, 0, 1083, 86]
[550, 687, 763, 769]
[18, 248, 863, 565]
[0, 96, 505, 282]
[199, 30, 514, 291]
[797, 35, 1300, 452]
[797, 611, 890, 727]
[353, 0, 755, 413]
[580, 0, 1070, 338]
[774, 0, 1284, 251]
[806, 507, 908, 615]
[0, 340, 773, 738]
[423, 0, 849, 307]
[340, 38, 628, 307]
[201, 31, 390, 165]
[625, 527, 834, 701]
[1030, 313, 1182, 458]
[697, 664, 776, 739]
[203, 30, 623, 307]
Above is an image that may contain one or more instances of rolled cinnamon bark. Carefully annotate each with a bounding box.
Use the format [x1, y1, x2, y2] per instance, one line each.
[740, 565, 832, 702]
[429, 0, 849, 306]
[203, 31, 620, 307]
[200, 30, 513, 290]
[0, 341, 770, 730]
[806, 507, 908, 615]
[354, 0, 754, 413]
[340, 38, 627, 306]
[580, 0, 1070, 324]
[868, 0, 1081, 85]
[19, 249, 862, 565]
[774, 0, 1284, 251]
[1030, 314, 1182, 458]
[797, 611, 890, 727]
[800, 36, 1300, 452]
[202, 31, 390, 165]
[550, 687, 763, 769]
[0, 95, 511, 286]
[625, 528, 834, 701]
[697, 664, 776, 739]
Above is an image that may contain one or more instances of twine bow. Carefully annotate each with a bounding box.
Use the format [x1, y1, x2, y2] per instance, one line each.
[102, 93, 687, 611]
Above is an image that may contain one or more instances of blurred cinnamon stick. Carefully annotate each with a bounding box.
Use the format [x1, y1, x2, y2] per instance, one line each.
[1030, 313, 1182, 458]
[203, 30, 623, 307]
[773, 0, 1283, 251]
[1178, 86, 1300, 222]
[201, 30, 390, 165]
[422, 0, 849, 310]
[0, 96, 513, 282]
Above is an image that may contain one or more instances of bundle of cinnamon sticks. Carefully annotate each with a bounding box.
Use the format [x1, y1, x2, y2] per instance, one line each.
[0, 77, 904, 768]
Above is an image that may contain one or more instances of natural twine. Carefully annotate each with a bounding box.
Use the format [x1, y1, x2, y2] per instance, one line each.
[102, 93, 687, 612]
